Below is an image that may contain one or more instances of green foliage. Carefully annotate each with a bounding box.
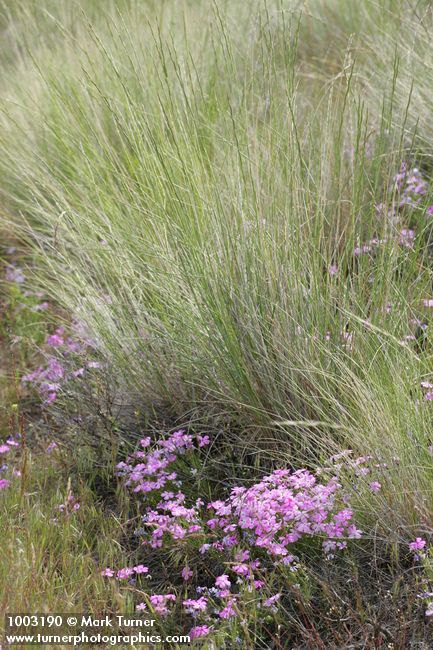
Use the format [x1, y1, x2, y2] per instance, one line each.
[0, 450, 129, 616]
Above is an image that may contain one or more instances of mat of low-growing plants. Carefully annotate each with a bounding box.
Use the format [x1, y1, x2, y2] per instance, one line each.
[3, 1, 433, 648]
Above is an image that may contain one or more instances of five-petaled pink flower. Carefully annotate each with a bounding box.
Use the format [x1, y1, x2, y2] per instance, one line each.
[181, 567, 193, 581]
[101, 568, 114, 577]
[369, 481, 381, 493]
[190, 625, 211, 638]
[409, 538, 426, 552]
[215, 574, 231, 589]
[133, 565, 149, 574]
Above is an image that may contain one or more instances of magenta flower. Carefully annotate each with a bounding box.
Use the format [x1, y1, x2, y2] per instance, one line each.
[150, 594, 176, 616]
[101, 568, 114, 577]
[399, 229, 415, 248]
[235, 550, 250, 562]
[189, 625, 211, 639]
[181, 567, 193, 581]
[409, 538, 426, 552]
[117, 430, 366, 611]
[47, 334, 64, 347]
[0, 479, 10, 490]
[116, 567, 135, 580]
[183, 597, 208, 613]
[133, 565, 149, 574]
[369, 481, 381, 493]
[232, 563, 249, 577]
[136, 603, 147, 612]
[347, 525, 362, 539]
[218, 600, 237, 619]
[32, 301, 49, 312]
[264, 594, 281, 608]
[199, 544, 211, 554]
[354, 244, 372, 256]
[215, 574, 231, 589]
[0, 445, 10, 454]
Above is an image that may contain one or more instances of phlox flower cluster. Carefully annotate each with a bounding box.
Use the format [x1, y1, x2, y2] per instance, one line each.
[394, 163, 428, 209]
[118, 432, 362, 560]
[409, 537, 427, 560]
[4, 260, 53, 314]
[356, 162, 433, 260]
[0, 435, 21, 491]
[5, 263, 25, 284]
[57, 491, 80, 515]
[21, 326, 100, 405]
[110, 431, 365, 634]
[205, 468, 362, 561]
[101, 564, 149, 579]
[408, 537, 433, 618]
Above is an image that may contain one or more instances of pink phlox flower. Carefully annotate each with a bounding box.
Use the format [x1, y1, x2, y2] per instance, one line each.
[199, 544, 211, 554]
[232, 563, 249, 577]
[133, 565, 149, 574]
[347, 525, 362, 538]
[235, 550, 250, 562]
[189, 625, 211, 639]
[116, 567, 135, 579]
[183, 596, 208, 613]
[149, 594, 176, 616]
[218, 599, 237, 619]
[47, 333, 64, 347]
[101, 568, 114, 577]
[215, 574, 231, 589]
[264, 593, 281, 608]
[181, 567, 193, 581]
[409, 537, 426, 552]
[399, 228, 415, 248]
